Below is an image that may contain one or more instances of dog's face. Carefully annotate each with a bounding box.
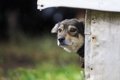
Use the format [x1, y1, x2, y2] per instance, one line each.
[51, 19, 84, 53]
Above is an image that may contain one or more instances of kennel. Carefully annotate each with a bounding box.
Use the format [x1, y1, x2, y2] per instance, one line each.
[37, 0, 120, 80]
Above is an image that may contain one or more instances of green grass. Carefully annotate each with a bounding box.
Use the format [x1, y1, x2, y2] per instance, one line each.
[0, 35, 84, 80]
[7, 63, 84, 80]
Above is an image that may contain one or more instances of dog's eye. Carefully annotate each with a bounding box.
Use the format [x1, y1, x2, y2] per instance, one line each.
[58, 29, 62, 32]
[69, 28, 77, 32]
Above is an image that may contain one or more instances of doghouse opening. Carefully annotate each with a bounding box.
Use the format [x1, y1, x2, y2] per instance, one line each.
[43, 7, 86, 79]
[49, 7, 86, 78]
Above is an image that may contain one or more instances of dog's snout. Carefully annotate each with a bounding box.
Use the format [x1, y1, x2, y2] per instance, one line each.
[58, 37, 65, 42]
[58, 37, 65, 45]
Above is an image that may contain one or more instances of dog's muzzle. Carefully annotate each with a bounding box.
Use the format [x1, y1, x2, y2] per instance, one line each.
[57, 37, 72, 47]
[58, 37, 66, 45]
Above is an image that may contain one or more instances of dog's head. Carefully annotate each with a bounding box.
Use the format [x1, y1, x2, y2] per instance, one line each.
[51, 19, 84, 53]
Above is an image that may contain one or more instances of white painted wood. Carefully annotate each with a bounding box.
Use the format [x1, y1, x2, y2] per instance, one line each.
[85, 10, 120, 80]
[85, 10, 92, 80]
[37, 0, 120, 12]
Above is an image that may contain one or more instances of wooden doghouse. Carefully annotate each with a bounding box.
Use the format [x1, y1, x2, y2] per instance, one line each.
[37, 0, 120, 80]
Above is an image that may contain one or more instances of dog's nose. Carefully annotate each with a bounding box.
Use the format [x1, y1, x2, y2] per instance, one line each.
[58, 37, 65, 44]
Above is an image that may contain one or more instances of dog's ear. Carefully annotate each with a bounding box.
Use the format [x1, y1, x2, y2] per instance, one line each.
[51, 23, 60, 33]
[76, 21, 84, 36]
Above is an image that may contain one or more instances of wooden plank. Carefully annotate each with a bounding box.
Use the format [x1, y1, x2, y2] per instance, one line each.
[85, 10, 92, 80]
[37, 0, 120, 12]
[85, 10, 120, 80]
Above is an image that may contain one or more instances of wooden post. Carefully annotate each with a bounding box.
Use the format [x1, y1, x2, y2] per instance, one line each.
[85, 10, 120, 80]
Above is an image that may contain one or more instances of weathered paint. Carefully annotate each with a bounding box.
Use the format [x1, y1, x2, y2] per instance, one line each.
[85, 10, 120, 80]
[37, 0, 120, 12]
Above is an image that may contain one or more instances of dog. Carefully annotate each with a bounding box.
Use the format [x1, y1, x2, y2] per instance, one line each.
[51, 19, 84, 57]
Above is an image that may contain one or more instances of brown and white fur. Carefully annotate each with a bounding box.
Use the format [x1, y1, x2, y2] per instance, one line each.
[51, 19, 84, 57]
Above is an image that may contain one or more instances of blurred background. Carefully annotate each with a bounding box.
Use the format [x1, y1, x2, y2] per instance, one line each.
[0, 0, 85, 80]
